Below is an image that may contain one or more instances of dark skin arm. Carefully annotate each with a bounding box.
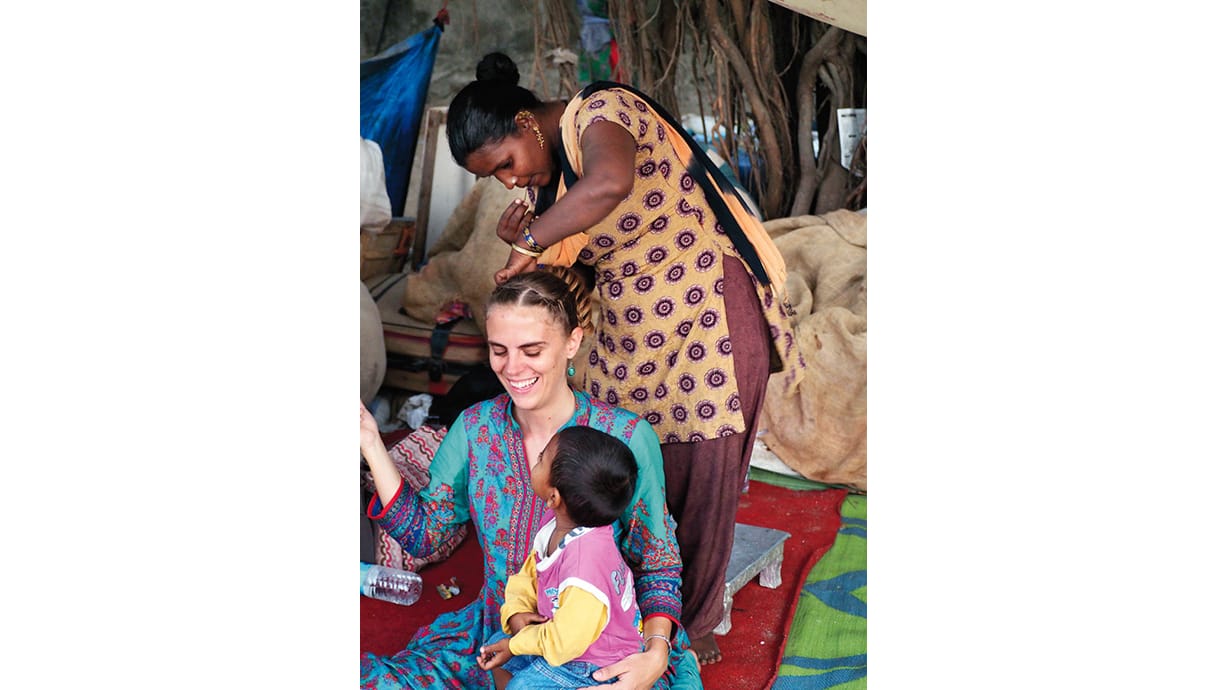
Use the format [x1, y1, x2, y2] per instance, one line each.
[494, 197, 534, 246]
[494, 119, 637, 284]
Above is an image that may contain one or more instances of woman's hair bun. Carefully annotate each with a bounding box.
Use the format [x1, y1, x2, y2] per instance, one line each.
[475, 52, 520, 85]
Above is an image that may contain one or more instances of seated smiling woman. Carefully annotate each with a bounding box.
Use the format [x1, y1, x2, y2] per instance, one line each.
[360, 266, 701, 689]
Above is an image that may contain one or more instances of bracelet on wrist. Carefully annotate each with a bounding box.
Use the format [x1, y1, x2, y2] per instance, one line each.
[643, 633, 672, 653]
[522, 222, 546, 253]
[510, 243, 543, 258]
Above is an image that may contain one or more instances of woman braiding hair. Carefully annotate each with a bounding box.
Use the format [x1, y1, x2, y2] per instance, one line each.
[444, 51, 807, 672]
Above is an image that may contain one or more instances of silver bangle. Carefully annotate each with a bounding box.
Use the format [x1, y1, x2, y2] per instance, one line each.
[644, 633, 672, 652]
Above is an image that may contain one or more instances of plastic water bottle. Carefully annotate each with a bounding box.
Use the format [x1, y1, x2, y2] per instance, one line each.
[360, 562, 423, 606]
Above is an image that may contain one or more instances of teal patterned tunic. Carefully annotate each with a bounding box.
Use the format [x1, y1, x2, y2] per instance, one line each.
[361, 391, 700, 689]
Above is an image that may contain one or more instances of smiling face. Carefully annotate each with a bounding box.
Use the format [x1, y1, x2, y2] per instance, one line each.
[485, 303, 583, 414]
[463, 124, 554, 191]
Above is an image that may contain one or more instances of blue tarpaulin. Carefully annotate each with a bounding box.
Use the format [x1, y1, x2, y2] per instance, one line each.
[360, 23, 443, 216]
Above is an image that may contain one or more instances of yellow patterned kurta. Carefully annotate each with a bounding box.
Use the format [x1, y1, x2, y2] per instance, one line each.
[563, 88, 805, 443]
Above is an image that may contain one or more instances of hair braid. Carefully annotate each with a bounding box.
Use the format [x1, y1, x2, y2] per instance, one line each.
[486, 266, 593, 335]
[540, 265, 593, 335]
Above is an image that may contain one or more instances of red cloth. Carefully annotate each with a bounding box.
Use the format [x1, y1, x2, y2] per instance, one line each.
[714, 484, 847, 690]
[359, 529, 484, 657]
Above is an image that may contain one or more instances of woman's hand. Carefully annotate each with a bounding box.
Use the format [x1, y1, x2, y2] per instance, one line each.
[359, 401, 381, 454]
[360, 400, 402, 507]
[493, 248, 538, 285]
[496, 198, 534, 245]
[579, 643, 669, 690]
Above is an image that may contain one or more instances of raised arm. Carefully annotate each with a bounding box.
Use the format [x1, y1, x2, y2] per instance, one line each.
[360, 402, 402, 505]
[494, 118, 636, 284]
[532, 119, 634, 241]
[362, 410, 472, 558]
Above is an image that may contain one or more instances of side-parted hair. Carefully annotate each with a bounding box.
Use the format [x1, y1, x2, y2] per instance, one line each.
[550, 426, 638, 528]
[447, 52, 542, 165]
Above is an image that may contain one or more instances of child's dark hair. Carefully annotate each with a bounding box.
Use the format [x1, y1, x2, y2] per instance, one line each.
[550, 426, 638, 528]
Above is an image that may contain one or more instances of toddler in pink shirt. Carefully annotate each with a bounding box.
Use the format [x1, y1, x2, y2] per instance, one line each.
[477, 426, 649, 688]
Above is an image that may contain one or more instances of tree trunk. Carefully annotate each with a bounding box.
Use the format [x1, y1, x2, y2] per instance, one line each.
[789, 25, 845, 216]
[701, 0, 787, 218]
[815, 57, 851, 213]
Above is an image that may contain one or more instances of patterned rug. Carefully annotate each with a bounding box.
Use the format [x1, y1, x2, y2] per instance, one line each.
[772, 494, 867, 689]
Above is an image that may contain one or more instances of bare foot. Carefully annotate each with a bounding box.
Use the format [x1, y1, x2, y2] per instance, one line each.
[690, 632, 722, 665]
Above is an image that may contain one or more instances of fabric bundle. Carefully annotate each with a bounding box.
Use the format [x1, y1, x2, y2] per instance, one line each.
[760, 210, 867, 490]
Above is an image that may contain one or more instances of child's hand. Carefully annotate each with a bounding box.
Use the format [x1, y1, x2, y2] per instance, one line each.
[476, 638, 512, 670]
[507, 611, 548, 634]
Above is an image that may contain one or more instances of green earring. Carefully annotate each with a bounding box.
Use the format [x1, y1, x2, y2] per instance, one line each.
[567, 360, 576, 377]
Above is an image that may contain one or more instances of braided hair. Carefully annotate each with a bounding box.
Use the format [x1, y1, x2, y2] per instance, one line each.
[487, 266, 593, 336]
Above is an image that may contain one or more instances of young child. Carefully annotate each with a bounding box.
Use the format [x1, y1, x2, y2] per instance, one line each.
[477, 426, 660, 689]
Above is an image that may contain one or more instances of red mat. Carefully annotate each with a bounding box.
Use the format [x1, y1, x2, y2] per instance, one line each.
[360, 481, 847, 689]
[703, 483, 847, 689]
[360, 528, 485, 656]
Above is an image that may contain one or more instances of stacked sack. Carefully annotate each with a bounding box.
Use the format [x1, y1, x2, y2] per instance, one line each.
[761, 209, 866, 490]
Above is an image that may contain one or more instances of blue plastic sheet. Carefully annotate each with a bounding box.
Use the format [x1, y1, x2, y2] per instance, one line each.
[360, 24, 443, 216]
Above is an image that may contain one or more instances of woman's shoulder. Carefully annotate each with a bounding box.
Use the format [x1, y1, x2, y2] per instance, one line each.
[455, 393, 513, 429]
[576, 86, 656, 127]
[580, 84, 647, 108]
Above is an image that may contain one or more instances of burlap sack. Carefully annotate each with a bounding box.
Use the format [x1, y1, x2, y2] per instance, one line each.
[760, 210, 867, 489]
[361, 137, 392, 235]
[767, 209, 867, 323]
[400, 177, 521, 331]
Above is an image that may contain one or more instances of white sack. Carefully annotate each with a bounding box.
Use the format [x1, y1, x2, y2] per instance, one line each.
[361, 137, 392, 234]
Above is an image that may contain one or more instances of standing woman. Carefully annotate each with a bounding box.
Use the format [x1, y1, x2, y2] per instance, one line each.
[361, 268, 700, 689]
[446, 54, 805, 665]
